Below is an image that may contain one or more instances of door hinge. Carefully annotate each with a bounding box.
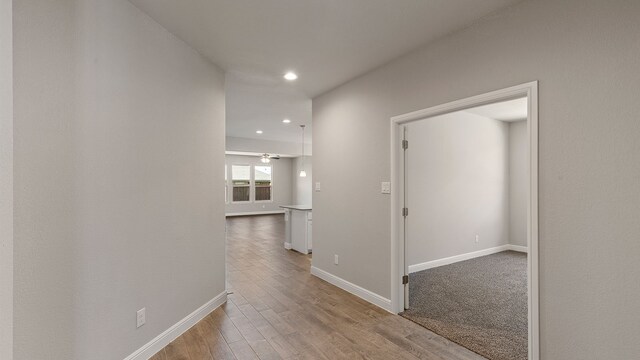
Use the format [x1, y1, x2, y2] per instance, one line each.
[402, 139, 409, 150]
[402, 207, 408, 217]
[402, 275, 409, 285]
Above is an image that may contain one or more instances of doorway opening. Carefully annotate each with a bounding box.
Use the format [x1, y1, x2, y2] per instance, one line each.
[390, 82, 539, 360]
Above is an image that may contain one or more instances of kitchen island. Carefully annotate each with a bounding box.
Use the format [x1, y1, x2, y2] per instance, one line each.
[280, 205, 312, 254]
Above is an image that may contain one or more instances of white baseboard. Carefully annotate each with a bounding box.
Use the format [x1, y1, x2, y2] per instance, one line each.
[506, 244, 528, 253]
[409, 244, 528, 273]
[124, 291, 227, 360]
[310, 266, 392, 313]
[225, 210, 285, 217]
[284, 242, 292, 250]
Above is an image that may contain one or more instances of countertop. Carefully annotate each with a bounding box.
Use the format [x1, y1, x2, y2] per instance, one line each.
[280, 205, 312, 211]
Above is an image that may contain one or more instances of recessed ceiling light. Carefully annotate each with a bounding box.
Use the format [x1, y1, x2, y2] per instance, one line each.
[284, 72, 298, 81]
[256, 130, 263, 134]
[282, 119, 291, 124]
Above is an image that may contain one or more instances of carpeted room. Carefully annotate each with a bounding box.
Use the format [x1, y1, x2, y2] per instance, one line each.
[403, 251, 527, 360]
[400, 98, 530, 360]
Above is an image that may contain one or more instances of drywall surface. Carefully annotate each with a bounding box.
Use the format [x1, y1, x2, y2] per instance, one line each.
[509, 120, 528, 247]
[13, 0, 226, 359]
[225, 154, 293, 214]
[406, 112, 509, 265]
[0, 0, 13, 358]
[226, 136, 312, 156]
[313, 0, 640, 358]
[292, 156, 313, 205]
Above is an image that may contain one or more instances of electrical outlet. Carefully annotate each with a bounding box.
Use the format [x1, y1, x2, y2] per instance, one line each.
[381, 182, 391, 194]
[334, 254, 339, 265]
[475, 234, 479, 243]
[136, 308, 146, 328]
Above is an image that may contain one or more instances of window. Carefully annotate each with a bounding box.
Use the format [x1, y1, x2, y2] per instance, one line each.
[231, 165, 251, 202]
[254, 165, 272, 201]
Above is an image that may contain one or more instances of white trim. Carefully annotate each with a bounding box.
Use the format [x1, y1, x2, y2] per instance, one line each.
[507, 244, 528, 253]
[253, 199, 274, 204]
[390, 81, 539, 360]
[391, 86, 530, 124]
[284, 242, 292, 250]
[311, 266, 392, 313]
[528, 80, 540, 360]
[230, 198, 252, 205]
[408, 245, 514, 273]
[124, 291, 227, 360]
[225, 210, 285, 217]
[390, 113, 403, 314]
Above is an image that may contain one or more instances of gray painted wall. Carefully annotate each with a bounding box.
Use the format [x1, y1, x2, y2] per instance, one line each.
[312, 0, 640, 358]
[0, 0, 13, 357]
[225, 154, 293, 214]
[406, 112, 509, 266]
[292, 156, 313, 205]
[509, 120, 528, 247]
[13, 0, 226, 358]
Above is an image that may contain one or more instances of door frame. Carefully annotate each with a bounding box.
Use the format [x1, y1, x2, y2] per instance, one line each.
[390, 81, 539, 360]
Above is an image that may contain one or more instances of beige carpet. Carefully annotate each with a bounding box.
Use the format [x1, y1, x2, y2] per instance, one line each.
[401, 251, 527, 360]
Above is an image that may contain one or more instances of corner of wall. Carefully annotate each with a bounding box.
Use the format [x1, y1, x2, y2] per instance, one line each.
[0, 0, 13, 358]
[124, 291, 227, 360]
[310, 267, 392, 313]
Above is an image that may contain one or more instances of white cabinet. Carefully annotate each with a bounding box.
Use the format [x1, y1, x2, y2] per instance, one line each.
[307, 216, 312, 251]
[281, 206, 312, 254]
[283, 209, 292, 250]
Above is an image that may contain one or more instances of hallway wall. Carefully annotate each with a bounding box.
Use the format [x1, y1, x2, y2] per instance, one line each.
[312, 0, 640, 358]
[13, 0, 226, 358]
[0, 0, 13, 358]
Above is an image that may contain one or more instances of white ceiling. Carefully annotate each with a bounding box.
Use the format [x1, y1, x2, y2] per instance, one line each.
[129, 0, 521, 97]
[225, 72, 312, 143]
[225, 151, 295, 158]
[464, 97, 528, 122]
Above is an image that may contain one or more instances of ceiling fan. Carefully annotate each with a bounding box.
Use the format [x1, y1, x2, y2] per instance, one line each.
[260, 153, 280, 163]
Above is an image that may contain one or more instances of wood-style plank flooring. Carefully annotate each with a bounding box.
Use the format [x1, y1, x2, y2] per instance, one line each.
[152, 214, 485, 360]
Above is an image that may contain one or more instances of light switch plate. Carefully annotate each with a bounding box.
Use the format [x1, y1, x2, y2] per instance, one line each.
[381, 182, 391, 194]
[136, 308, 146, 328]
[315, 182, 321, 191]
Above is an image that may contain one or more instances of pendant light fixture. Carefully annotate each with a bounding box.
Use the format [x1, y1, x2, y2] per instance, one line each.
[260, 153, 271, 163]
[299, 125, 307, 177]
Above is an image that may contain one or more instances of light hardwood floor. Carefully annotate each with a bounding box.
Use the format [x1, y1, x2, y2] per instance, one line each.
[152, 215, 485, 360]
